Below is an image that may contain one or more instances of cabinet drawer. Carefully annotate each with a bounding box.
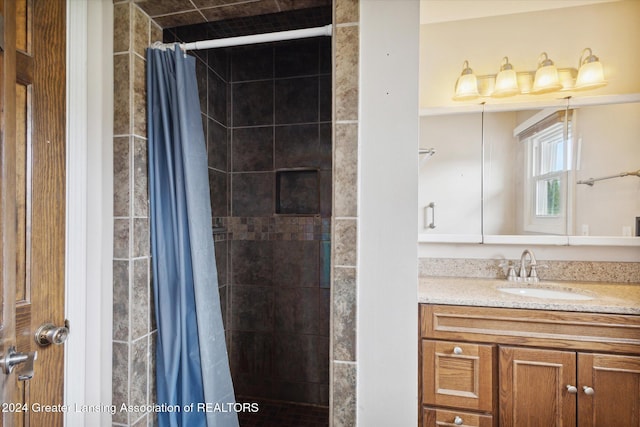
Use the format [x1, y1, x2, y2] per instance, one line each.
[422, 340, 496, 412]
[420, 304, 640, 354]
[423, 407, 494, 427]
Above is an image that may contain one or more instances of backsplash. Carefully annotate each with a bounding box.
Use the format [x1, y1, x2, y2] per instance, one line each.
[419, 258, 640, 283]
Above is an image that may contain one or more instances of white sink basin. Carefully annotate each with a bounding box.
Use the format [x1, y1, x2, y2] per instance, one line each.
[497, 286, 594, 300]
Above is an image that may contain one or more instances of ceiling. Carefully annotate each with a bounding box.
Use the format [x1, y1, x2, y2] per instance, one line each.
[420, 0, 621, 24]
[135, 0, 331, 29]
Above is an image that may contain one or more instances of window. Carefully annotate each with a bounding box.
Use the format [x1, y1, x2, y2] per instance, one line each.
[518, 110, 573, 234]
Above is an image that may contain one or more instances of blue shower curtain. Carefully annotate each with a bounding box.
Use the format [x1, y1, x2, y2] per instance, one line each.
[147, 46, 238, 427]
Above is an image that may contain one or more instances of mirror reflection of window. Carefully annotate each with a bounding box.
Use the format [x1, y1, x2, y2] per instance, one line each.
[517, 110, 572, 234]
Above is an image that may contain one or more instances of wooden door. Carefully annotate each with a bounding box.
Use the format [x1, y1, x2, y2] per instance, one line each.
[499, 347, 576, 427]
[578, 353, 640, 427]
[0, 0, 66, 426]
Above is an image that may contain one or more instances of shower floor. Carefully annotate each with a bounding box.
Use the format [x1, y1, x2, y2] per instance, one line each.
[237, 397, 329, 427]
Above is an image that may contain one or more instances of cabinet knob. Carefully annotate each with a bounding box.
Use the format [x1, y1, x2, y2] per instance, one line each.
[583, 386, 595, 395]
[453, 346, 463, 355]
[566, 385, 578, 394]
[453, 415, 463, 425]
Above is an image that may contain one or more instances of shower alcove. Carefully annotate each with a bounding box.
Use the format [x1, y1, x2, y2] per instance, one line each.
[163, 5, 333, 418]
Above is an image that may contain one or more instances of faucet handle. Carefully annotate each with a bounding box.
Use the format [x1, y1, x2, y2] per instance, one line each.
[527, 264, 548, 282]
[507, 265, 518, 281]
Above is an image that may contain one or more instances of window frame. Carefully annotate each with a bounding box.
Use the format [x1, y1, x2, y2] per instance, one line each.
[520, 109, 573, 235]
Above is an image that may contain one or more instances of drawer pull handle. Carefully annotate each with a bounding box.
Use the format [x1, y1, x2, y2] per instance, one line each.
[453, 346, 463, 355]
[583, 386, 595, 395]
[454, 416, 463, 425]
[566, 385, 578, 394]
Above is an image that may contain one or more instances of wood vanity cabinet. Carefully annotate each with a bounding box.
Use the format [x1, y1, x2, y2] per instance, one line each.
[419, 304, 640, 427]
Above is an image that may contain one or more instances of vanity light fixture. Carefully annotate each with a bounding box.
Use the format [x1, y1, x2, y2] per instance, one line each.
[452, 49, 607, 101]
[575, 48, 607, 90]
[531, 52, 563, 94]
[493, 57, 519, 97]
[453, 60, 480, 100]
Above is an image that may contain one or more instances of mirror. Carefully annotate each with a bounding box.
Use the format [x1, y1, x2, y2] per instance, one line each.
[418, 112, 482, 242]
[419, 96, 640, 244]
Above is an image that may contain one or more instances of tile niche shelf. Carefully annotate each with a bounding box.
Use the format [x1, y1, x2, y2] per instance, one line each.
[275, 168, 320, 215]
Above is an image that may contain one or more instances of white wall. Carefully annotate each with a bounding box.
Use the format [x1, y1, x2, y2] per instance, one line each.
[420, 0, 640, 109]
[65, 0, 113, 425]
[574, 102, 640, 236]
[483, 111, 519, 234]
[358, 1, 419, 426]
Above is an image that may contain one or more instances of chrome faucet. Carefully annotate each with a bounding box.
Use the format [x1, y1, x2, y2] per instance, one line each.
[519, 249, 538, 283]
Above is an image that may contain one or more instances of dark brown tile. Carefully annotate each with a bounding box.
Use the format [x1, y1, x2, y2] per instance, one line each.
[195, 57, 208, 114]
[232, 127, 273, 172]
[231, 172, 274, 216]
[231, 45, 273, 82]
[232, 81, 274, 127]
[199, 0, 278, 22]
[236, 397, 329, 427]
[207, 118, 228, 171]
[152, 11, 207, 29]
[273, 240, 319, 287]
[274, 287, 320, 335]
[133, 0, 195, 17]
[275, 39, 319, 78]
[232, 286, 274, 332]
[231, 240, 274, 286]
[208, 71, 228, 125]
[274, 124, 319, 169]
[230, 331, 274, 377]
[275, 77, 319, 124]
[209, 169, 228, 217]
[274, 334, 326, 383]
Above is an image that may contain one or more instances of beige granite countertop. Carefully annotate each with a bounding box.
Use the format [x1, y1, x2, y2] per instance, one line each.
[418, 276, 640, 315]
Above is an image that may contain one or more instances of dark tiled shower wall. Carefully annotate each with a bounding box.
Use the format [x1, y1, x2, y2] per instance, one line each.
[226, 38, 332, 406]
[191, 37, 332, 406]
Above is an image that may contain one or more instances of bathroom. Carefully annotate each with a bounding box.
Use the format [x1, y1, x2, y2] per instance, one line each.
[112, 0, 337, 425]
[68, 0, 638, 426]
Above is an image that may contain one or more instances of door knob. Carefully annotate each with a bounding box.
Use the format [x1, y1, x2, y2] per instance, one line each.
[1, 346, 38, 380]
[583, 386, 595, 395]
[453, 415, 463, 425]
[35, 322, 69, 346]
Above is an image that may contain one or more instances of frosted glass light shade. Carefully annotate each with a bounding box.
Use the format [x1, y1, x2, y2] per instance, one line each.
[532, 52, 562, 94]
[494, 69, 519, 97]
[575, 48, 607, 90]
[575, 60, 607, 90]
[532, 64, 562, 94]
[453, 60, 479, 100]
[492, 57, 519, 97]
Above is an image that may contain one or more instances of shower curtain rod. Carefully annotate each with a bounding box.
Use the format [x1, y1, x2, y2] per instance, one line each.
[158, 24, 332, 51]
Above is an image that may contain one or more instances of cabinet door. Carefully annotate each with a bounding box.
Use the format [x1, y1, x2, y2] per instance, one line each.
[422, 340, 496, 412]
[578, 353, 640, 427]
[499, 347, 576, 427]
